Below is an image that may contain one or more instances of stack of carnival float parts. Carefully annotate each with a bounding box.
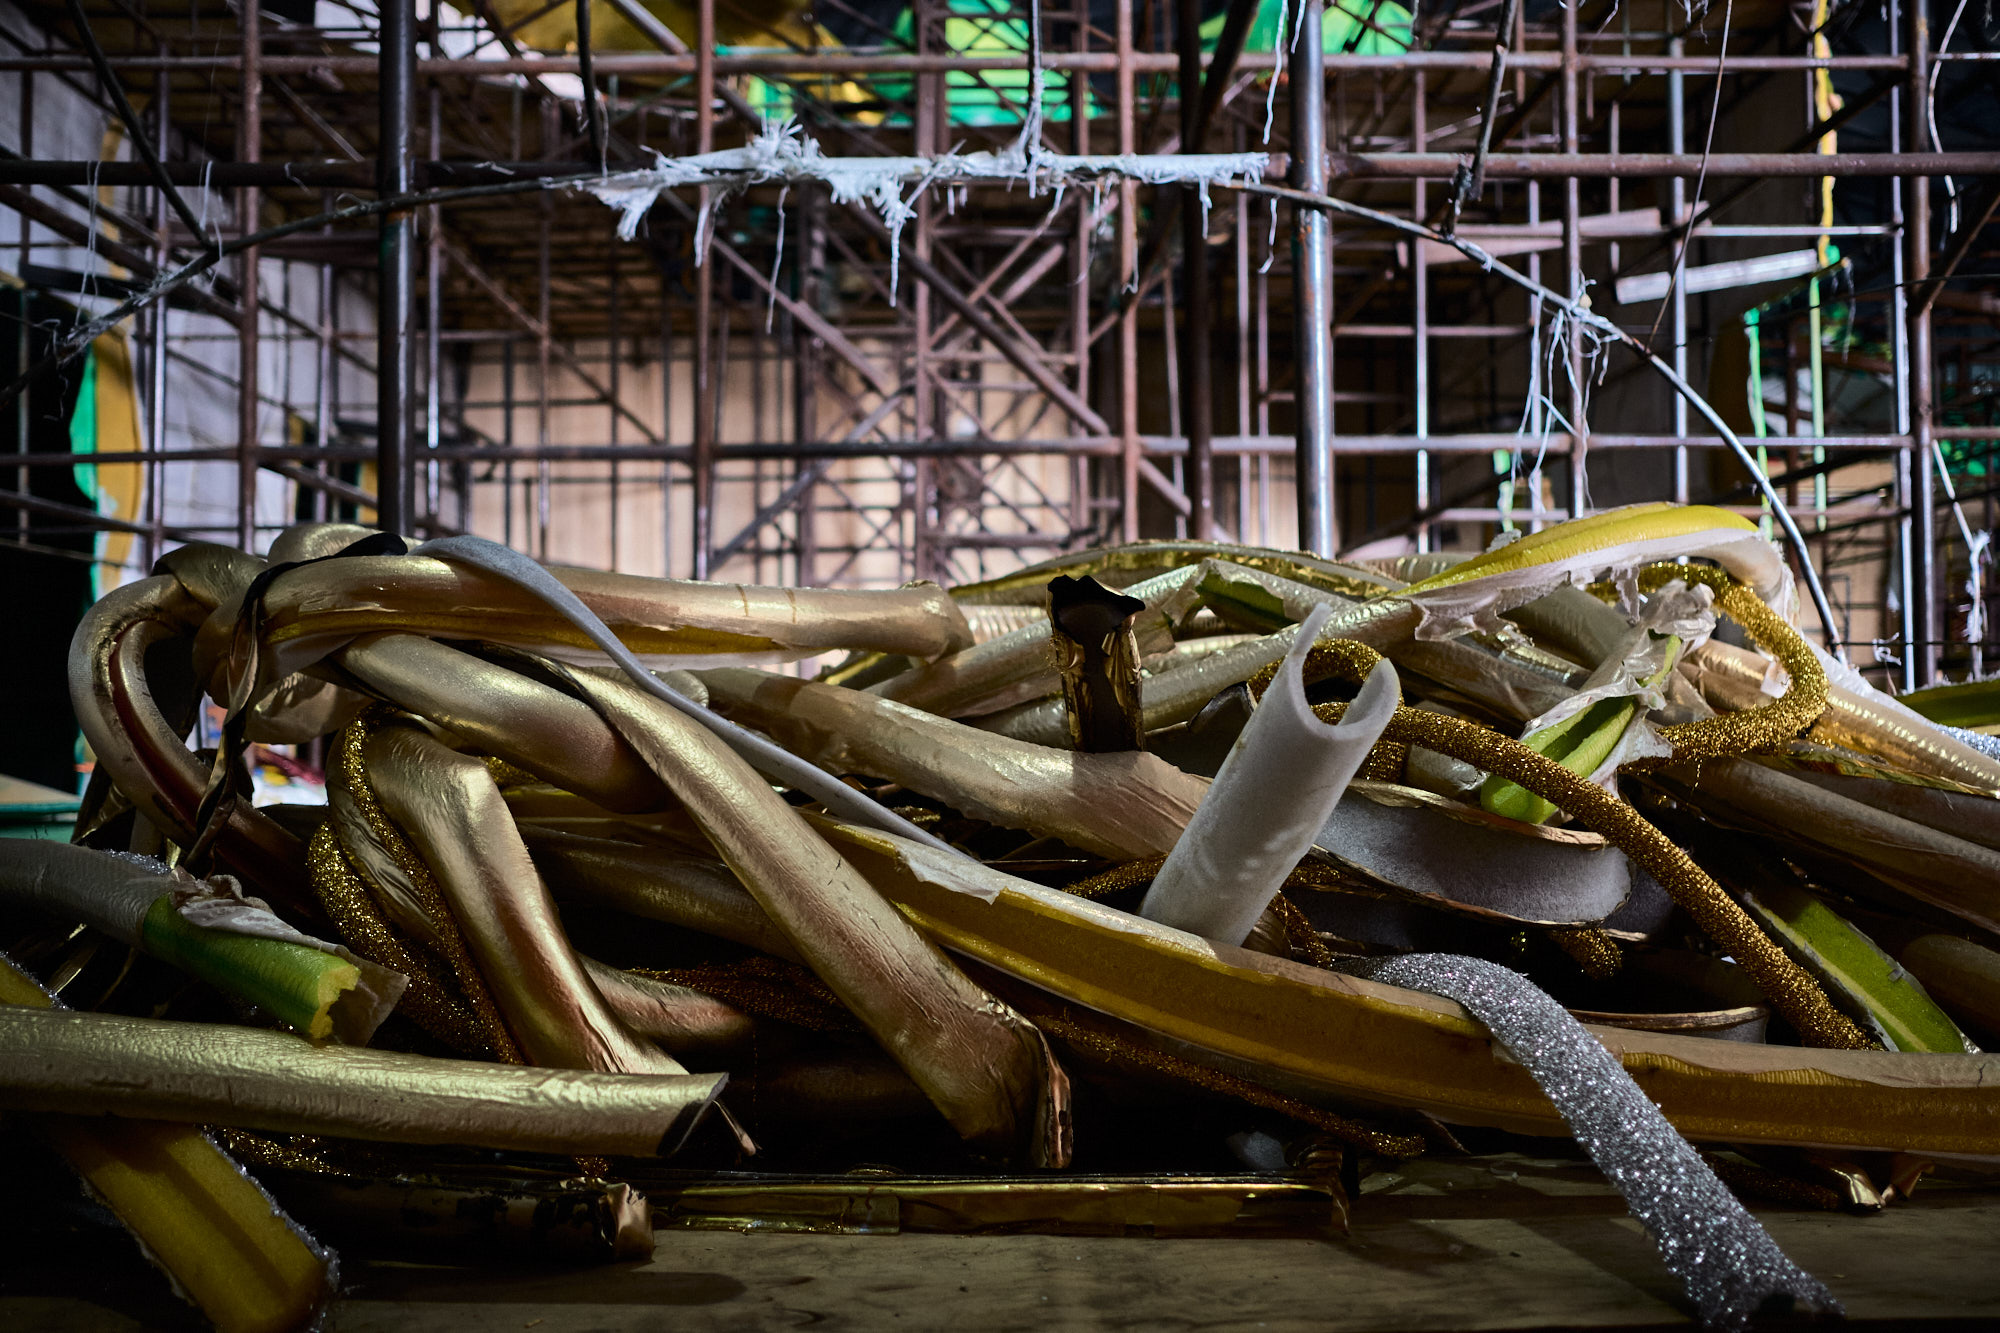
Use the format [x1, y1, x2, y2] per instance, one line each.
[8, 503, 2000, 1330]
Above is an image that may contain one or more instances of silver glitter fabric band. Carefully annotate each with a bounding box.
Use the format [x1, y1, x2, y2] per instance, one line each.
[1941, 722, 2000, 766]
[1356, 953, 1840, 1330]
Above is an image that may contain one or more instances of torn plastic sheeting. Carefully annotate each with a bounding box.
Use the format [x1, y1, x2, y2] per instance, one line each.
[1140, 602, 1401, 947]
[1511, 578, 1719, 793]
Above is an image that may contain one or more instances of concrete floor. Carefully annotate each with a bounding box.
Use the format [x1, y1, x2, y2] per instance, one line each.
[6, 1155, 1998, 1330]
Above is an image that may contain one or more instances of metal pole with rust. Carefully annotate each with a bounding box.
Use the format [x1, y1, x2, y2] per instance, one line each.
[378, 0, 414, 537]
[1907, 0, 1937, 683]
[1291, 0, 1335, 555]
[1177, 0, 1213, 541]
[691, 0, 716, 578]
[1116, 0, 1139, 542]
[236, 4, 261, 552]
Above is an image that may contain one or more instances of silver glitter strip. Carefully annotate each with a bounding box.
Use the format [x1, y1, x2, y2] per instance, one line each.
[1356, 953, 1840, 1331]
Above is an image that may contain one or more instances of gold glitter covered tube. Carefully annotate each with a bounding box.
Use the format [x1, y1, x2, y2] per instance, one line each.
[0, 1005, 731, 1157]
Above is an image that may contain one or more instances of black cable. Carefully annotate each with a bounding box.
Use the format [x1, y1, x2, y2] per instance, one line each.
[64, 0, 210, 244]
[575, 0, 608, 171]
[0, 172, 598, 414]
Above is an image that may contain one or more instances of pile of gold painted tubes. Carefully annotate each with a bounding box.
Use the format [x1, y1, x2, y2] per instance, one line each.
[9, 501, 2000, 1330]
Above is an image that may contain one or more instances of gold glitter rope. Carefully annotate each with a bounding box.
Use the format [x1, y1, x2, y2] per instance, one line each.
[319, 713, 522, 1062]
[628, 958, 861, 1032]
[1549, 926, 1624, 979]
[306, 821, 499, 1055]
[1635, 565, 1831, 766]
[1312, 700, 1871, 1050]
[1060, 855, 1167, 899]
[1035, 1012, 1425, 1158]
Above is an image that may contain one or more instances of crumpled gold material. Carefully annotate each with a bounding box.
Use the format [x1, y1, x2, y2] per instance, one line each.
[361, 720, 686, 1076]
[548, 663, 1071, 1166]
[828, 824, 2000, 1155]
[701, 667, 1205, 860]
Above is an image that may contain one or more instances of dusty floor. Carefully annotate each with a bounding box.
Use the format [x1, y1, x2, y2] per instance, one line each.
[4, 1155, 1998, 1330]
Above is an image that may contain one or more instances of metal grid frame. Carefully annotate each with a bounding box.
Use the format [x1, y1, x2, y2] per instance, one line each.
[2, 0, 1996, 687]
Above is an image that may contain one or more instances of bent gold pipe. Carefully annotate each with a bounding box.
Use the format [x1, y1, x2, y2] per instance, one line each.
[336, 634, 671, 813]
[363, 722, 687, 1076]
[828, 825, 2000, 1158]
[701, 667, 1206, 860]
[580, 957, 758, 1057]
[68, 578, 308, 908]
[0, 1005, 732, 1158]
[554, 667, 1068, 1165]
[192, 555, 974, 685]
[525, 827, 804, 962]
[1685, 638, 2000, 792]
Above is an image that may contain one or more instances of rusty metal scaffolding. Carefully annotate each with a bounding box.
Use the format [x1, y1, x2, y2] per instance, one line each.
[2, 0, 1997, 687]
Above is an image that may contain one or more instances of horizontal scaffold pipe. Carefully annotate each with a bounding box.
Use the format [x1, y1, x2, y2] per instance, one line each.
[5, 152, 1994, 191]
[9, 433, 1986, 471]
[0, 51, 1920, 76]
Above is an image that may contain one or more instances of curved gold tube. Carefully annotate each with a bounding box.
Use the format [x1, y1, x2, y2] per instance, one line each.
[553, 667, 1068, 1165]
[363, 722, 687, 1076]
[0, 1006, 731, 1158]
[1685, 638, 2000, 792]
[68, 578, 308, 908]
[267, 521, 396, 564]
[156, 541, 266, 612]
[579, 957, 757, 1056]
[525, 827, 803, 962]
[195, 556, 973, 683]
[701, 667, 1205, 860]
[828, 825, 2000, 1157]
[336, 634, 670, 813]
[947, 540, 1400, 605]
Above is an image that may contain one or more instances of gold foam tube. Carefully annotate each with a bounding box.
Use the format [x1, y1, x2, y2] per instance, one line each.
[363, 723, 686, 1075]
[560, 668, 1068, 1165]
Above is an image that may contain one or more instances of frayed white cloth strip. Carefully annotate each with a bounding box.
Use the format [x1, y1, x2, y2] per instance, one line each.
[582, 120, 1269, 275]
[1140, 602, 1400, 946]
[1357, 953, 1839, 1331]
